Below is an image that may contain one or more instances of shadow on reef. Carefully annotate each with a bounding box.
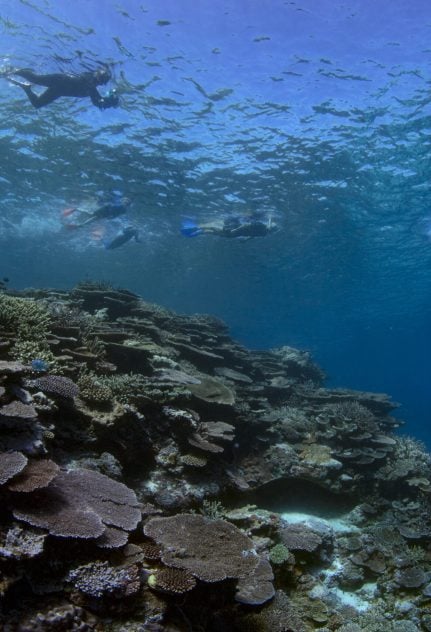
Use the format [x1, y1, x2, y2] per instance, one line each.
[1, 282, 431, 631]
[228, 477, 358, 518]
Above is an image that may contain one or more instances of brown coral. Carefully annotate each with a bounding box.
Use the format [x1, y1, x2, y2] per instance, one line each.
[0, 401, 38, 421]
[279, 523, 323, 553]
[144, 514, 259, 582]
[7, 458, 59, 492]
[0, 451, 28, 485]
[236, 558, 275, 606]
[150, 567, 197, 595]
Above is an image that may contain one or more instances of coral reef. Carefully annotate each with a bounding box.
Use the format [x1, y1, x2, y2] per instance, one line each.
[0, 283, 430, 630]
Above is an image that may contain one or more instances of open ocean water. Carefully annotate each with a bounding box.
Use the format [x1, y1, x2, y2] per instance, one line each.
[0, 0, 430, 444]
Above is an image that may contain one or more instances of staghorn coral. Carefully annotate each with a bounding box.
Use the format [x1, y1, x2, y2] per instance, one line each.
[328, 400, 376, 423]
[0, 295, 51, 336]
[0, 294, 53, 363]
[383, 436, 431, 481]
[98, 372, 147, 405]
[199, 499, 225, 519]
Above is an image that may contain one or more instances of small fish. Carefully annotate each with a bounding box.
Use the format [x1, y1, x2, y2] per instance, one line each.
[31, 358, 49, 372]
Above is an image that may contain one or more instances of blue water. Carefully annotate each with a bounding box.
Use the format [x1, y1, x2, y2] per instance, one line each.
[0, 1, 430, 442]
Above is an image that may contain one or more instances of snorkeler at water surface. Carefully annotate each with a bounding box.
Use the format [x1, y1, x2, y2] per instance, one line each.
[181, 213, 279, 239]
[63, 197, 132, 228]
[3, 66, 119, 109]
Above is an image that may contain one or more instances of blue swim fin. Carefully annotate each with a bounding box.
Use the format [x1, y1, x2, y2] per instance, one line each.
[180, 219, 202, 237]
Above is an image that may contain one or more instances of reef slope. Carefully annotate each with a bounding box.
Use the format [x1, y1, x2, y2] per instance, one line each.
[1, 284, 430, 631]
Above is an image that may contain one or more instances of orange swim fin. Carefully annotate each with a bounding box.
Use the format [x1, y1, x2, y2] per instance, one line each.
[62, 207, 78, 217]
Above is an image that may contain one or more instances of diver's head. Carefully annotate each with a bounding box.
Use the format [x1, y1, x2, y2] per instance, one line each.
[121, 197, 132, 207]
[94, 67, 111, 85]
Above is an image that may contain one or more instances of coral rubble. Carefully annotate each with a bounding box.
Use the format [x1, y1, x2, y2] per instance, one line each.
[0, 283, 431, 630]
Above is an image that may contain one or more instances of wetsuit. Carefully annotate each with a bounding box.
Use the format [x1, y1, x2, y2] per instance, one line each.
[11, 69, 118, 109]
[73, 201, 130, 227]
[92, 202, 129, 221]
[105, 227, 140, 250]
[221, 221, 274, 238]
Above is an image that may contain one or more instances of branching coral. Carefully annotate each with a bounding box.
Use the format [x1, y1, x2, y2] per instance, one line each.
[77, 372, 113, 405]
[0, 294, 53, 363]
[97, 372, 147, 405]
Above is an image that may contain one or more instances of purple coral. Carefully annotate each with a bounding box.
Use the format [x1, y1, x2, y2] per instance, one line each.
[67, 560, 141, 599]
[31, 375, 79, 399]
[13, 468, 141, 542]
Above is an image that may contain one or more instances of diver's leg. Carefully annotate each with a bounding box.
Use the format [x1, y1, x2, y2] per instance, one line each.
[75, 215, 96, 227]
[21, 86, 60, 109]
[13, 69, 63, 88]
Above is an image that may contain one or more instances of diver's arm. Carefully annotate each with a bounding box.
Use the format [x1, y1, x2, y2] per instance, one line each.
[89, 88, 106, 108]
[229, 223, 252, 236]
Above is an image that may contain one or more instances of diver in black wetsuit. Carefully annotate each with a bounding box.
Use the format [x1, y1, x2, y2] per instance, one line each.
[105, 226, 141, 250]
[6, 67, 119, 110]
[63, 197, 132, 228]
[181, 212, 279, 239]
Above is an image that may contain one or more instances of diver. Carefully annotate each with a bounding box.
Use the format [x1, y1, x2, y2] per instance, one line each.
[105, 226, 141, 250]
[181, 213, 278, 239]
[63, 197, 132, 228]
[4, 66, 119, 110]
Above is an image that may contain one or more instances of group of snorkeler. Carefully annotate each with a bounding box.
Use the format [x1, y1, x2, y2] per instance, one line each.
[1, 62, 279, 245]
[63, 196, 141, 250]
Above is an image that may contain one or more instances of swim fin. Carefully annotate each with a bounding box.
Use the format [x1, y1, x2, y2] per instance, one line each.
[180, 219, 202, 237]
